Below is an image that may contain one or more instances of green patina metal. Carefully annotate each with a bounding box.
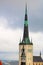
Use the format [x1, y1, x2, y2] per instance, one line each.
[19, 5, 32, 45]
[24, 21, 28, 26]
[25, 37, 30, 43]
[23, 37, 30, 44]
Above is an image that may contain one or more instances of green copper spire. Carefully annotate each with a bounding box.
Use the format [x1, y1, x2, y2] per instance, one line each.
[19, 4, 33, 45]
[24, 4, 28, 26]
[22, 4, 30, 44]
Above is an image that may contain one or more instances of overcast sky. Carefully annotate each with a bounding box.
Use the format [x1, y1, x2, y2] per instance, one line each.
[0, 0, 43, 60]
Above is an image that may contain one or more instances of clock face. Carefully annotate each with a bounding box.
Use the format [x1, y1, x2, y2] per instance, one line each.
[28, 49, 32, 52]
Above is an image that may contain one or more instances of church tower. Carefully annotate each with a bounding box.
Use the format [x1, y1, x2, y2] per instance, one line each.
[19, 4, 33, 65]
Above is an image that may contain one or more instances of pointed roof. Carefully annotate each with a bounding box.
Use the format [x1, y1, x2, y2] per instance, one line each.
[33, 56, 43, 62]
[22, 4, 30, 44]
[24, 3, 28, 26]
[19, 4, 33, 45]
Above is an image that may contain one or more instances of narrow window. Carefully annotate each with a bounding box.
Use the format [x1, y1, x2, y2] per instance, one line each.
[33, 63, 34, 65]
[39, 64, 40, 65]
[36, 63, 37, 65]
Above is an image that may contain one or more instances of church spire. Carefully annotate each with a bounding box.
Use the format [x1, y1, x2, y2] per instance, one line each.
[25, 3, 28, 21]
[22, 4, 30, 44]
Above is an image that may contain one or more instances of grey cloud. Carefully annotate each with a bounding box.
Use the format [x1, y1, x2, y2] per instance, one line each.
[0, 0, 43, 32]
[29, 8, 43, 32]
